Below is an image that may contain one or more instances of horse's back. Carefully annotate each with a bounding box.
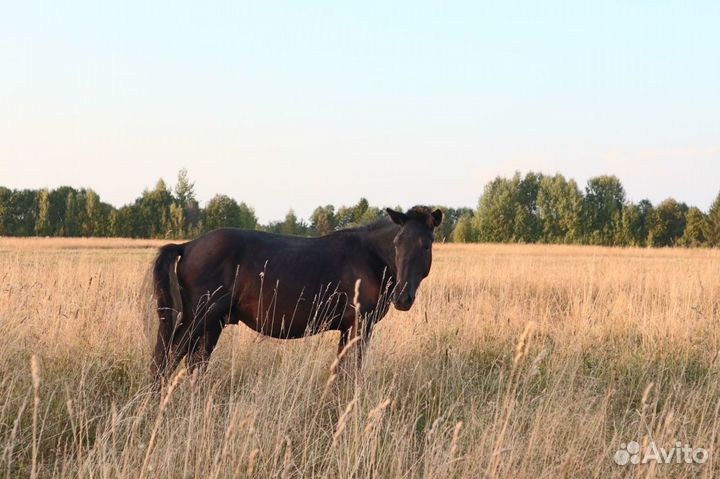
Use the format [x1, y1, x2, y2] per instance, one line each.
[178, 227, 362, 299]
[177, 228, 366, 337]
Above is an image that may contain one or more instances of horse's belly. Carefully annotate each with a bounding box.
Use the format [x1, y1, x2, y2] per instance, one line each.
[234, 286, 348, 339]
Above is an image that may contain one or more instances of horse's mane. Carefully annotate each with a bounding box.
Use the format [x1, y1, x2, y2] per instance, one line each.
[331, 216, 394, 236]
[331, 206, 435, 236]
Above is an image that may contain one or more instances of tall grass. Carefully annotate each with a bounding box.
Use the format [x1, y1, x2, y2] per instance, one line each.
[1, 238, 719, 478]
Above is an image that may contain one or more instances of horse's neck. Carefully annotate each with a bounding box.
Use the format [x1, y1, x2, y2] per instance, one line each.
[364, 222, 398, 277]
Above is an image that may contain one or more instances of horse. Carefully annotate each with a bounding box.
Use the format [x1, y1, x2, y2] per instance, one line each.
[151, 206, 442, 384]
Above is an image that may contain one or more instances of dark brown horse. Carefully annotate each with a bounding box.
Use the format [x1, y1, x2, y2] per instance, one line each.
[151, 206, 442, 383]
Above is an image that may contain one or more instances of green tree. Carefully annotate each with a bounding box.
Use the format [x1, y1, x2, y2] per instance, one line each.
[280, 209, 302, 235]
[476, 172, 543, 243]
[35, 189, 52, 236]
[204, 194, 258, 231]
[704, 191, 720, 247]
[2, 189, 39, 236]
[537, 174, 583, 243]
[513, 172, 543, 242]
[63, 191, 81, 236]
[637, 199, 653, 245]
[679, 207, 707, 247]
[174, 169, 195, 207]
[0, 187, 11, 235]
[46, 186, 75, 236]
[135, 180, 174, 237]
[356, 206, 381, 225]
[617, 202, 645, 246]
[433, 207, 473, 242]
[335, 198, 376, 229]
[581, 175, 626, 245]
[451, 214, 477, 243]
[114, 205, 142, 237]
[476, 175, 520, 242]
[169, 203, 186, 239]
[173, 169, 201, 236]
[647, 198, 687, 247]
[83, 189, 103, 236]
[310, 205, 337, 236]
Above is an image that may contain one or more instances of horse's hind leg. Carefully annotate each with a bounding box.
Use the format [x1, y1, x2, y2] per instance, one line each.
[152, 312, 175, 387]
[187, 318, 223, 376]
[170, 292, 229, 378]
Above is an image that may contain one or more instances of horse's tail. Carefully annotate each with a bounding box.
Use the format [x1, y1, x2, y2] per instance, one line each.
[152, 243, 185, 378]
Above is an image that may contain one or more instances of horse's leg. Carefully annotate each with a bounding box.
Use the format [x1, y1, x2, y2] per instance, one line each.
[354, 319, 374, 368]
[164, 319, 193, 378]
[162, 293, 203, 381]
[336, 313, 374, 371]
[187, 317, 223, 376]
[175, 291, 230, 375]
[152, 312, 175, 387]
[337, 328, 352, 355]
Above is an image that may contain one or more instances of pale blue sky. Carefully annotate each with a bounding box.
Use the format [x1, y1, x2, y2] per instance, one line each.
[1, 1, 718, 222]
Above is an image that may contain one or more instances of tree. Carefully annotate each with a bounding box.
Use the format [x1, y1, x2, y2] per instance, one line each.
[617, 203, 643, 246]
[310, 205, 337, 236]
[2, 189, 39, 236]
[62, 190, 81, 236]
[476, 172, 544, 243]
[335, 198, 376, 229]
[647, 198, 687, 247]
[356, 206, 381, 225]
[35, 189, 52, 236]
[432, 207, 474, 242]
[173, 169, 201, 236]
[476, 174, 521, 242]
[114, 205, 142, 237]
[174, 169, 195, 207]
[637, 199, 653, 245]
[135, 180, 174, 237]
[705, 191, 720, 247]
[83, 189, 103, 236]
[451, 214, 477, 243]
[236, 202, 258, 230]
[537, 174, 583, 243]
[679, 207, 707, 247]
[169, 203, 186, 239]
[513, 172, 543, 242]
[44, 186, 72, 236]
[280, 209, 302, 235]
[0, 187, 11, 235]
[582, 175, 626, 245]
[204, 194, 258, 231]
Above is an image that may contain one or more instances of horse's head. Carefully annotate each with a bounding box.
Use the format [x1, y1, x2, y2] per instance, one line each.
[386, 206, 443, 311]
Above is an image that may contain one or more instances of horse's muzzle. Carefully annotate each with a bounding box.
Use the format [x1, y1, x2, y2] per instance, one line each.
[394, 291, 415, 311]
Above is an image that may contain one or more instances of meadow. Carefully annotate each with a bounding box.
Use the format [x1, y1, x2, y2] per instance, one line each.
[1, 237, 719, 478]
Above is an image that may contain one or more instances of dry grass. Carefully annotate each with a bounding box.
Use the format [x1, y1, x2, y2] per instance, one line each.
[1, 237, 720, 478]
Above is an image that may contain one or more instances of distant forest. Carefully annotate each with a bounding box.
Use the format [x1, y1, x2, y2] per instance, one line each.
[1, 169, 719, 247]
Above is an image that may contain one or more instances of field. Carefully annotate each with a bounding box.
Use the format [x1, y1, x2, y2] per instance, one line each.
[1, 238, 720, 478]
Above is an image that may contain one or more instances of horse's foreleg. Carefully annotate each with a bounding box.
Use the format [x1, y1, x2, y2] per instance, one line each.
[337, 328, 351, 356]
[336, 316, 374, 372]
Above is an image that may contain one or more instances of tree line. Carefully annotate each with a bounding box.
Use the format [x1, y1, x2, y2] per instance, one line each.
[1, 169, 719, 247]
[456, 172, 720, 247]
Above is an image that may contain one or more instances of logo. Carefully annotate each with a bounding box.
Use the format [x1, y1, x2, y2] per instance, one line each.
[614, 441, 708, 466]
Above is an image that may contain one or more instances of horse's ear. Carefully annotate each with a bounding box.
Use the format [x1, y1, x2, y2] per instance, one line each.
[431, 209, 443, 228]
[386, 208, 408, 226]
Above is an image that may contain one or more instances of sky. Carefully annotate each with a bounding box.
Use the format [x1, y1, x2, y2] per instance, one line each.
[1, 1, 718, 223]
